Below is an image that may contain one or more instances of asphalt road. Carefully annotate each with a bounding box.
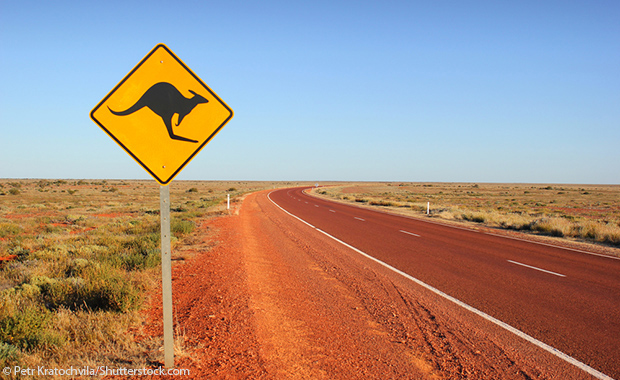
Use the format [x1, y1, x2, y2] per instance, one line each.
[269, 187, 620, 380]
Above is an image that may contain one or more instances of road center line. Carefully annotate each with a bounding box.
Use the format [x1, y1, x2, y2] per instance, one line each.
[399, 230, 420, 237]
[329, 210, 336, 213]
[354, 217, 365, 221]
[267, 191, 611, 380]
[507, 260, 566, 277]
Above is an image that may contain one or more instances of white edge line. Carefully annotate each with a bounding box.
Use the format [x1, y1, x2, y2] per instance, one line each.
[354, 217, 365, 221]
[302, 189, 619, 261]
[485, 231, 620, 261]
[507, 260, 566, 277]
[267, 190, 614, 380]
[400, 230, 421, 237]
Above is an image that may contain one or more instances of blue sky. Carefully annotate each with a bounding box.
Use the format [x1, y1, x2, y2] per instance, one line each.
[1, 0, 618, 184]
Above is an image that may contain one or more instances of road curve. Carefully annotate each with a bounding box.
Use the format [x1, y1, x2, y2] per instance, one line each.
[269, 187, 620, 379]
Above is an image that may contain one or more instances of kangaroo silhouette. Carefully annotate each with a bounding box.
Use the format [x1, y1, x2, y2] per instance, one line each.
[108, 82, 208, 143]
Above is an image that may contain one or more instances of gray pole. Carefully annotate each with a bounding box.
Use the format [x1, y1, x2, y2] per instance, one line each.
[159, 185, 174, 367]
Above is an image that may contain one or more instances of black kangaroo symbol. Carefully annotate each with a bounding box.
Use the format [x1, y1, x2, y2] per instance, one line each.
[108, 82, 208, 143]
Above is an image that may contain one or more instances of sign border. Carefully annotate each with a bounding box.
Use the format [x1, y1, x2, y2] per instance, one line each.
[90, 43, 233, 185]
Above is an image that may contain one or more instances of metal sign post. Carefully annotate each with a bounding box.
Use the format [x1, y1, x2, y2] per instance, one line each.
[159, 185, 174, 367]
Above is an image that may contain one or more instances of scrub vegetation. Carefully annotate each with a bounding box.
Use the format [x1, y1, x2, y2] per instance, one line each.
[312, 183, 620, 249]
[0, 179, 302, 376]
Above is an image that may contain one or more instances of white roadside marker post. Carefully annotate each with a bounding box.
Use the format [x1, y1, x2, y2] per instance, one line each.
[427, 202, 430, 215]
[227, 193, 230, 210]
[159, 185, 174, 368]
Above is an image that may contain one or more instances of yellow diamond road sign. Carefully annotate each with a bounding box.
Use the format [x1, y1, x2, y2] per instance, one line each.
[90, 44, 233, 185]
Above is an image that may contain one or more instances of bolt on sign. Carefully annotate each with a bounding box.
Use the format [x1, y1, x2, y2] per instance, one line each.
[90, 43, 233, 185]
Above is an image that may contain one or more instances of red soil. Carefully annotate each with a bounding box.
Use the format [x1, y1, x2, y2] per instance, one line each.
[0, 254, 17, 262]
[132, 190, 591, 379]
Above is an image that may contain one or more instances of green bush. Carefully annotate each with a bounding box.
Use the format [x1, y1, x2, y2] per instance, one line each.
[198, 198, 220, 209]
[171, 219, 195, 236]
[31, 268, 143, 313]
[126, 219, 159, 235]
[79, 270, 142, 312]
[64, 258, 91, 277]
[0, 293, 54, 350]
[0, 342, 20, 367]
[0, 223, 23, 238]
[122, 232, 159, 255]
[115, 249, 160, 271]
[114, 232, 160, 270]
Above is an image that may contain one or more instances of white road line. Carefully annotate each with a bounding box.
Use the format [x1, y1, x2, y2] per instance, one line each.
[315, 205, 319, 207]
[400, 230, 421, 237]
[354, 217, 365, 221]
[329, 210, 336, 213]
[267, 191, 613, 380]
[484, 231, 620, 261]
[507, 260, 566, 277]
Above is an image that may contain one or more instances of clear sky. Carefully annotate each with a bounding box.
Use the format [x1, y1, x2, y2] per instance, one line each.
[1, 0, 619, 184]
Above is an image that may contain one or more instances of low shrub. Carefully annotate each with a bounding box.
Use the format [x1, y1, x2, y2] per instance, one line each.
[0, 290, 57, 350]
[461, 212, 486, 223]
[369, 200, 395, 207]
[530, 218, 571, 237]
[0, 223, 23, 238]
[31, 266, 143, 313]
[0, 308, 50, 350]
[172, 219, 195, 236]
[121, 232, 159, 255]
[0, 342, 19, 367]
[115, 249, 160, 271]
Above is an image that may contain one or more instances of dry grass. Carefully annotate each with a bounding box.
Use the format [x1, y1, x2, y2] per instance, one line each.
[0, 179, 315, 376]
[312, 182, 620, 249]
